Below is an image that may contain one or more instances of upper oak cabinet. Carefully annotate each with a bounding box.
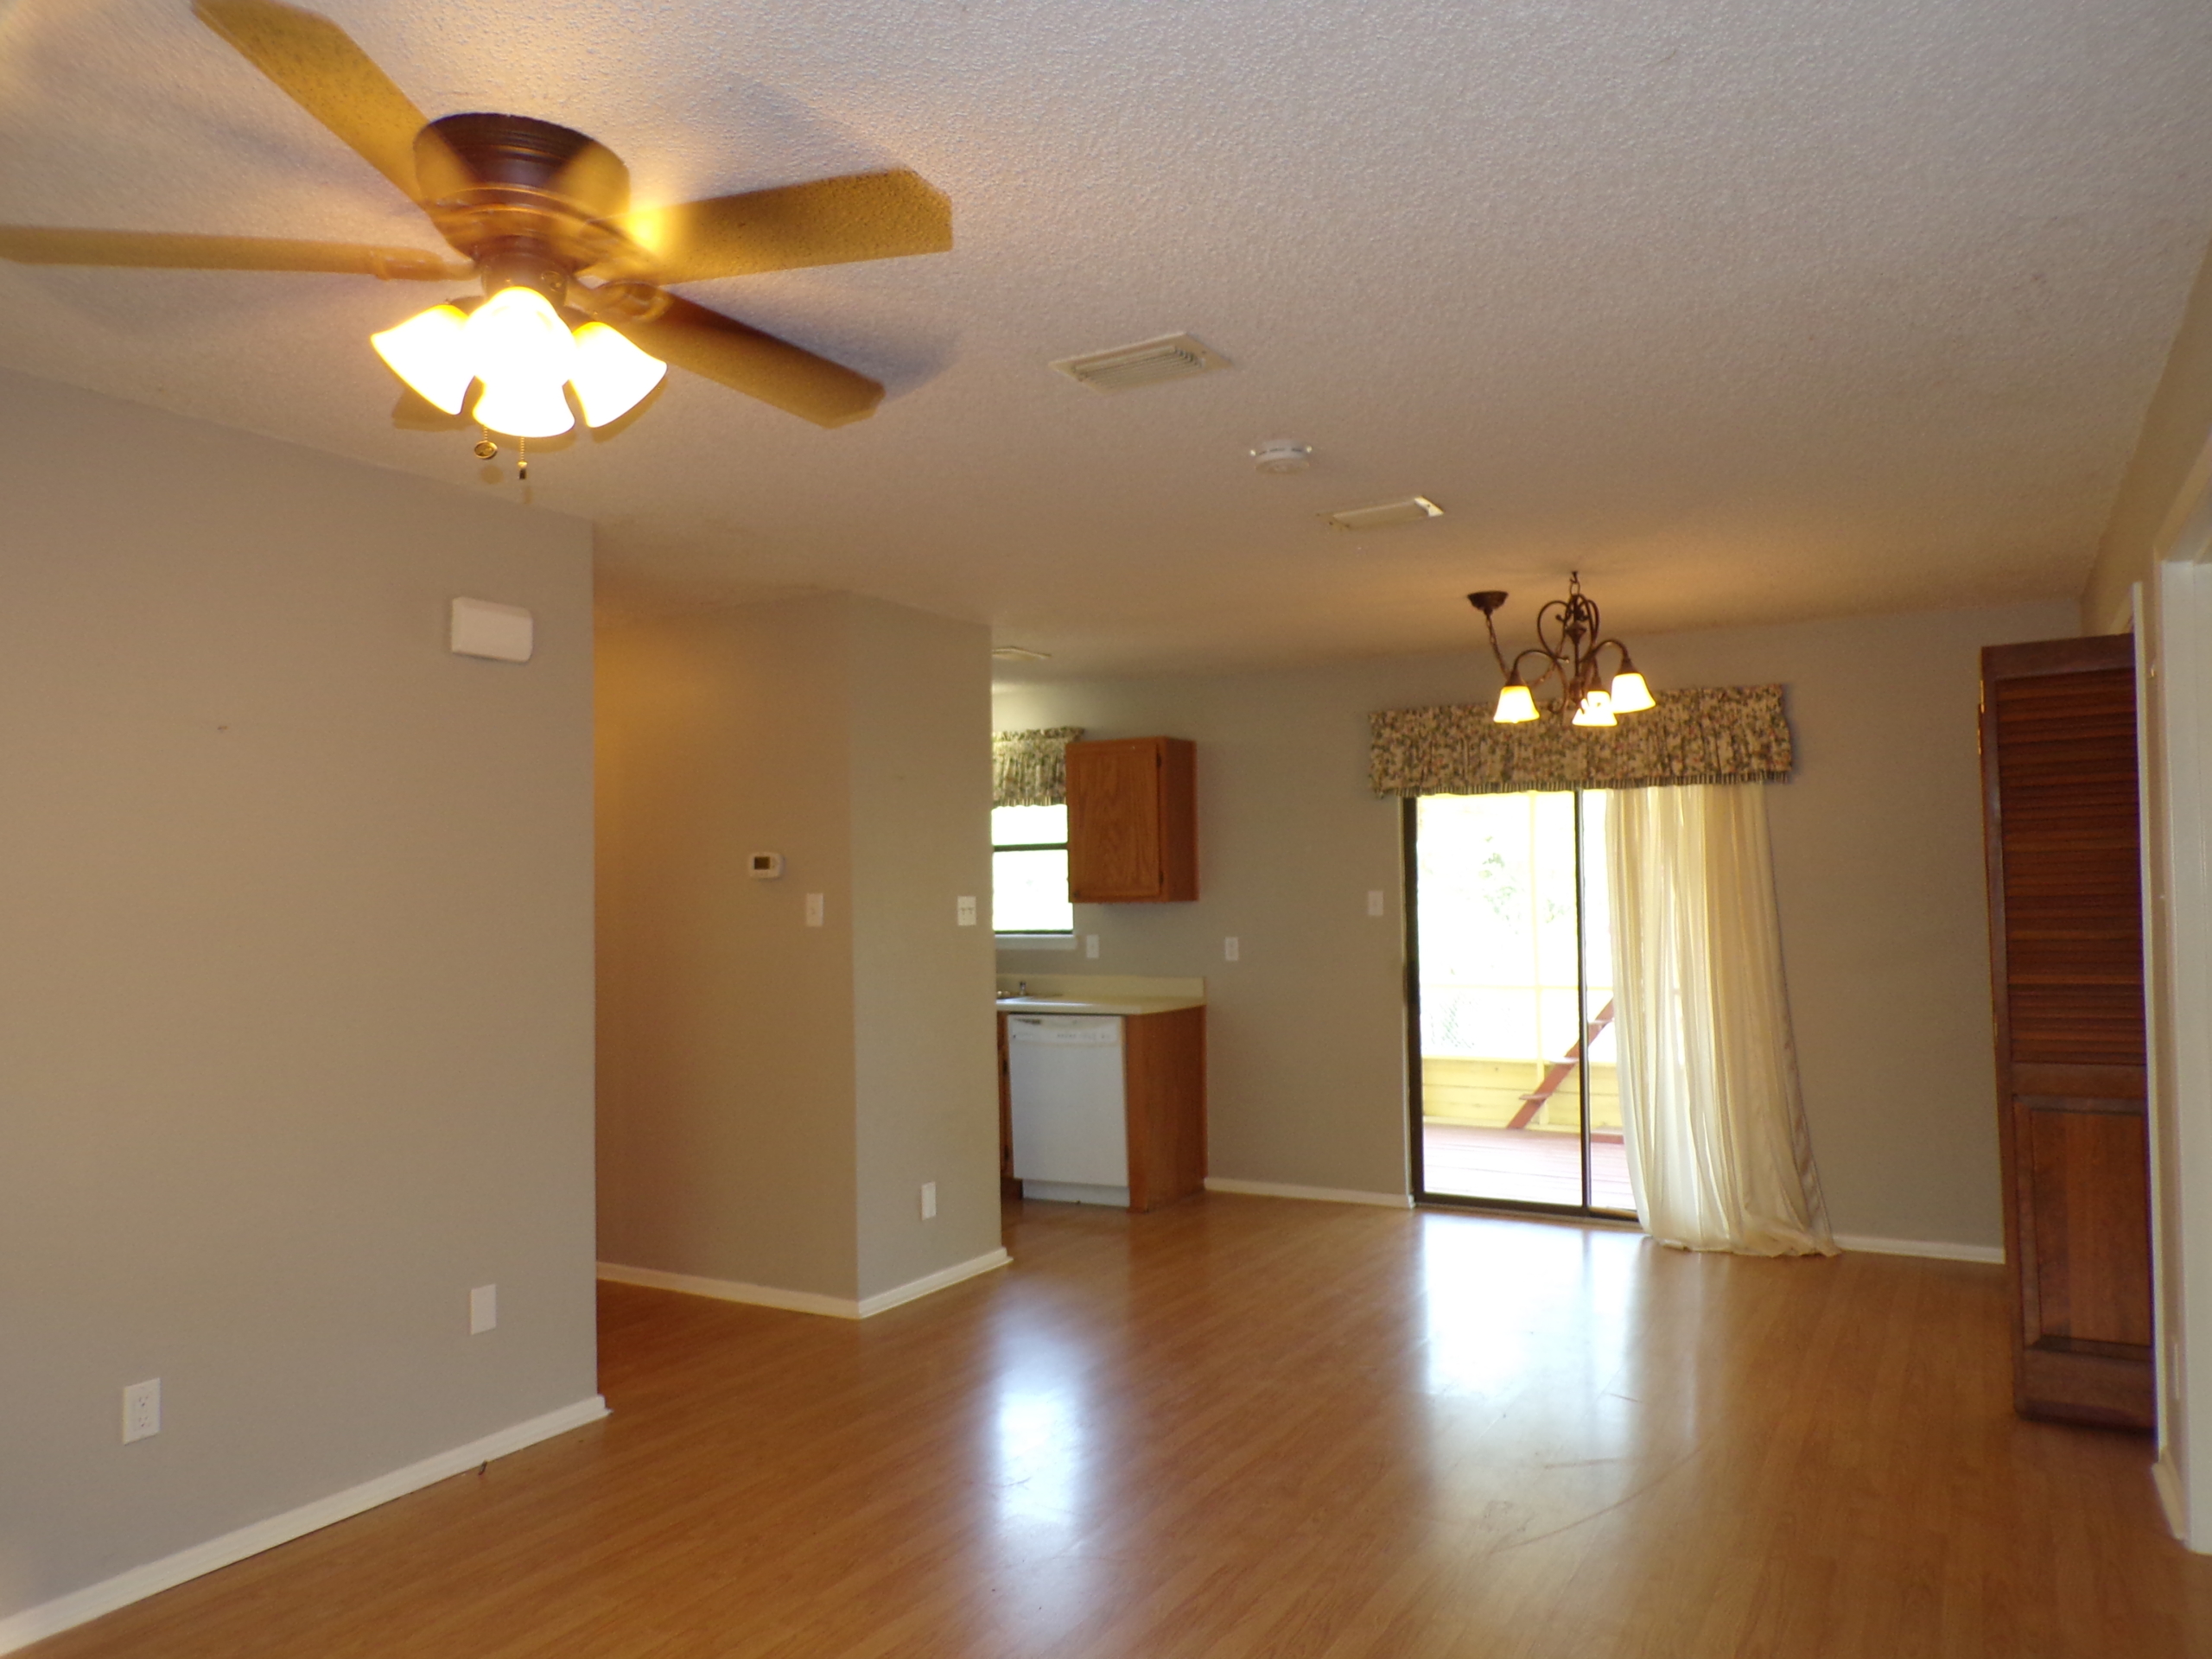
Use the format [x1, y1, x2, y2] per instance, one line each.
[1066, 737, 1198, 903]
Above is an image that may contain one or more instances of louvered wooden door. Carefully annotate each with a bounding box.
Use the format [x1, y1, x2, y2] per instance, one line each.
[1980, 634, 2152, 1429]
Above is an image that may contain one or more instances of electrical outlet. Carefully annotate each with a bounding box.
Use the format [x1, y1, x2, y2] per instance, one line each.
[1224, 936, 1240, 962]
[804, 893, 825, 928]
[470, 1284, 498, 1335]
[1084, 934, 1100, 959]
[957, 896, 978, 927]
[122, 1378, 161, 1444]
[1367, 890, 1386, 917]
[920, 1181, 938, 1219]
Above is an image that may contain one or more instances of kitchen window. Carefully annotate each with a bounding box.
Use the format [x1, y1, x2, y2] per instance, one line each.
[992, 804, 1075, 938]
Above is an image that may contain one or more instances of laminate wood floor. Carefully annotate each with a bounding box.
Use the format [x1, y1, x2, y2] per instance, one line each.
[35, 1195, 2212, 1658]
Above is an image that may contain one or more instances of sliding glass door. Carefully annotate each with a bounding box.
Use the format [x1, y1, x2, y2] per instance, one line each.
[1405, 791, 1634, 1216]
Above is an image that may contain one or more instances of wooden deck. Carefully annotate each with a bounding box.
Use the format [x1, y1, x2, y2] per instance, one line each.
[1423, 1121, 1637, 1211]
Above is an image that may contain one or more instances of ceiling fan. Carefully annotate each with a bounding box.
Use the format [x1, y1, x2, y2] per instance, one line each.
[0, 0, 951, 446]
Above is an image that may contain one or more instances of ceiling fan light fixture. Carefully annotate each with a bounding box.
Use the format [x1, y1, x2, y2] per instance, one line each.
[472, 376, 575, 439]
[463, 284, 576, 389]
[569, 321, 667, 427]
[371, 302, 472, 414]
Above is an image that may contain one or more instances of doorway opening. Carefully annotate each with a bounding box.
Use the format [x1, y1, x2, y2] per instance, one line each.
[1404, 791, 1636, 1217]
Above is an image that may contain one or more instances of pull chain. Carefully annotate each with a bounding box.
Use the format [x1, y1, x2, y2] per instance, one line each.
[474, 425, 498, 461]
[518, 436, 528, 481]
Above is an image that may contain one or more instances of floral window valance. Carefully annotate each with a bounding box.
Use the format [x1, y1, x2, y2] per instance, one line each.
[993, 728, 1085, 807]
[1370, 687, 1792, 797]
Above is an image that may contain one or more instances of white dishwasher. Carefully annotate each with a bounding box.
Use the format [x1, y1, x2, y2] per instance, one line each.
[1006, 1014, 1128, 1206]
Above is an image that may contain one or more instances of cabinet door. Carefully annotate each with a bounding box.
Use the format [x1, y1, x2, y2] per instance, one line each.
[1069, 739, 1166, 901]
[1982, 636, 2152, 1429]
[1067, 737, 1198, 903]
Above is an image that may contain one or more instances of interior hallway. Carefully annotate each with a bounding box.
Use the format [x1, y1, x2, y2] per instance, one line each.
[35, 1196, 2212, 1658]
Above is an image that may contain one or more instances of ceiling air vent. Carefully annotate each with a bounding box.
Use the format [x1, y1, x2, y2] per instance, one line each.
[1322, 497, 1444, 531]
[1050, 334, 1230, 392]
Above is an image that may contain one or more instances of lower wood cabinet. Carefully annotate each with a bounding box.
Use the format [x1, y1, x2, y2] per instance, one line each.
[997, 1007, 1207, 1212]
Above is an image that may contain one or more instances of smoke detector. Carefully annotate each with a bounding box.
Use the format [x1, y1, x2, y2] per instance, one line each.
[1249, 440, 1312, 474]
[1322, 497, 1444, 531]
[1050, 334, 1230, 392]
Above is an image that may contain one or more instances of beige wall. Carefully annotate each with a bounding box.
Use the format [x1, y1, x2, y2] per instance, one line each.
[596, 594, 1000, 1305]
[995, 599, 2078, 1248]
[0, 369, 599, 1621]
[848, 601, 1002, 1300]
[2084, 235, 2212, 632]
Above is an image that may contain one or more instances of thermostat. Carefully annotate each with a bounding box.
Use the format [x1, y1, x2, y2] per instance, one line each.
[748, 852, 785, 879]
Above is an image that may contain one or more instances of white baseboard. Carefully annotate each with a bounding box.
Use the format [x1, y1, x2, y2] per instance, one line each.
[1834, 1233, 2005, 1264]
[599, 1248, 1011, 1321]
[2153, 1452, 2190, 1546]
[1204, 1177, 1414, 1209]
[596, 1262, 859, 1319]
[0, 1394, 607, 1656]
[858, 1249, 1011, 1317]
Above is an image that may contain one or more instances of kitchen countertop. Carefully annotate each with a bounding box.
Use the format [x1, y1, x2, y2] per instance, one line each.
[995, 995, 1206, 1017]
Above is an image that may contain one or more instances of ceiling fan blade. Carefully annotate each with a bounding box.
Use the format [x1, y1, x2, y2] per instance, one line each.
[605, 168, 951, 283]
[609, 293, 884, 428]
[0, 226, 463, 278]
[191, 0, 436, 202]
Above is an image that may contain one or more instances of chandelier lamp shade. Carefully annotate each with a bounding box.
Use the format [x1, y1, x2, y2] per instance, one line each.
[371, 283, 668, 439]
[1469, 573, 1656, 727]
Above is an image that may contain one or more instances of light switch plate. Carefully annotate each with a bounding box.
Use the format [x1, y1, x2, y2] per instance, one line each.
[804, 893, 826, 927]
[470, 1284, 497, 1335]
[920, 1181, 938, 1219]
[1224, 936, 1240, 961]
[1084, 934, 1100, 959]
[957, 896, 978, 927]
[1367, 890, 1386, 917]
[449, 598, 534, 664]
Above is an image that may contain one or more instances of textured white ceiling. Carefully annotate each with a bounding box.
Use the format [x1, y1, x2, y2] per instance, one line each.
[3, 0, 2210, 674]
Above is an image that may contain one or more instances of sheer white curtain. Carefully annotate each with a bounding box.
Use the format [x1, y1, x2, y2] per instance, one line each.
[1605, 783, 1835, 1256]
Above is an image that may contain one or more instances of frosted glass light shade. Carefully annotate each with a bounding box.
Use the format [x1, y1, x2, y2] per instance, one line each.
[472, 377, 575, 438]
[569, 321, 667, 427]
[1493, 682, 1539, 723]
[371, 303, 471, 413]
[1572, 689, 1617, 727]
[462, 286, 575, 386]
[1609, 669, 1656, 713]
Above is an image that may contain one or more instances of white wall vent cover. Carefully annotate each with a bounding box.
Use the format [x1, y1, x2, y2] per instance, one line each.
[1050, 334, 1230, 392]
[1321, 497, 1444, 531]
[450, 597, 534, 663]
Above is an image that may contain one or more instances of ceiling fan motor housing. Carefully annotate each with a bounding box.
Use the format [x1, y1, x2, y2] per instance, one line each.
[416, 112, 645, 295]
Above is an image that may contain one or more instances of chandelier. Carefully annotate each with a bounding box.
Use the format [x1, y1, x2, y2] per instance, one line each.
[1467, 572, 1655, 727]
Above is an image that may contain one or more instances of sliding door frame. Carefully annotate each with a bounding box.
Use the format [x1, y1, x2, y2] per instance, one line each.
[1402, 792, 1628, 1220]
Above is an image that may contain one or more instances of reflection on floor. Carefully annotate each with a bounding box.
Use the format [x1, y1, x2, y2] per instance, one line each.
[1423, 1121, 1637, 1211]
[41, 1198, 2210, 1657]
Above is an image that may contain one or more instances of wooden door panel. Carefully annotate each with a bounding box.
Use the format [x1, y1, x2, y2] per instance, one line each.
[1981, 636, 2152, 1429]
[2022, 1104, 2152, 1348]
